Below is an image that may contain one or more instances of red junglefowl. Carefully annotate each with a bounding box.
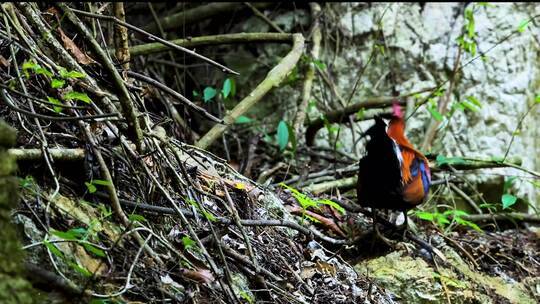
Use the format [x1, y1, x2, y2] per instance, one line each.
[357, 102, 431, 239]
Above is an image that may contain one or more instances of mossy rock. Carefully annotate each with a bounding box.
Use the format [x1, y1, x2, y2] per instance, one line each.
[355, 245, 535, 303]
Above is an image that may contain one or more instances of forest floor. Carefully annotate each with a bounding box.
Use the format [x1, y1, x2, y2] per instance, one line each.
[1, 2, 539, 304]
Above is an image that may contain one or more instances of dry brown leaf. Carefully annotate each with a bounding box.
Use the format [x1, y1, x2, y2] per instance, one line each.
[0, 55, 10, 67]
[179, 267, 215, 284]
[315, 260, 337, 276]
[288, 206, 347, 237]
[300, 260, 337, 279]
[58, 28, 97, 65]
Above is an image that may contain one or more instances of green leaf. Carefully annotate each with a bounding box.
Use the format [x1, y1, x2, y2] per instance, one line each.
[50, 229, 79, 241]
[91, 179, 111, 186]
[203, 86, 217, 102]
[436, 214, 450, 225]
[277, 120, 289, 151]
[434, 88, 445, 97]
[128, 214, 146, 223]
[202, 210, 217, 222]
[461, 100, 479, 112]
[436, 155, 468, 166]
[47, 96, 63, 113]
[35, 67, 53, 78]
[44, 240, 64, 258]
[68, 261, 93, 277]
[59, 68, 86, 79]
[517, 19, 529, 33]
[318, 199, 346, 214]
[22, 60, 39, 70]
[181, 236, 196, 250]
[239, 290, 255, 304]
[304, 214, 321, 223]
[427, 106, 444, 121]
[308, 100, 317, 110]
[279, 183, 320, 210]
[222, 78, 235, 99]
[466, 96, 481, 107]
[83, 243, 106, 257]
[415, 211, 435, 221]
[467, 19, 475, 38]
[503, 176, 517, 193]
[501, 194, 517, 209]
[356, 108, 366, 120]
[464, 9, 473, 20]
[64, 91, 92, 104]
[235, 115, 252, 124]
[312, 59, 327, 70]
[468, 42, 477, 56]
[193, 90, 199, 97]
[19, 175, 35, 189]
[460, 219, 483, 232]
[85, 182, 97, 193]
[286, 122, 297, 154]
[51, 78, 66, 89]
[535, 95, 540, 103]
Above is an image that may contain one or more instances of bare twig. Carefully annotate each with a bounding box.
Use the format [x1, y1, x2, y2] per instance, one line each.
[113, 2, 130, 72]
[293, 2, 321, 139]
[126, 70, 222, 123]
[448, 183, 483, 214]
[58, 3, 144, 150]
[421, 47, 462, 151]
[243, 2, 284, 33]
[69, 7, 239, 75]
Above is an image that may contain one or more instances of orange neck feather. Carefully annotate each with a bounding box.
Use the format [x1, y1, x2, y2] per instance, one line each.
[387, 117, 424, 183]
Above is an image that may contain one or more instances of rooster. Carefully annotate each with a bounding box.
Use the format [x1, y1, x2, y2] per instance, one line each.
[357, 102, 431, 238]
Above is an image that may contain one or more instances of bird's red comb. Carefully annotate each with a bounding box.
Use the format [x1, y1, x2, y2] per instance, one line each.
[392, 101, 403, 118]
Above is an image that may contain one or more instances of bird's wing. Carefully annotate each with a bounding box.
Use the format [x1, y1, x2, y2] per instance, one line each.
[402, 156, 431, 204]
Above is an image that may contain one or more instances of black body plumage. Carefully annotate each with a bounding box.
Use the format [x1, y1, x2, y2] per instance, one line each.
[357, 116, 406, 211]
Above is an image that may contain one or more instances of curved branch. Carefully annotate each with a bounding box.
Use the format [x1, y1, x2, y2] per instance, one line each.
[305, 87, 435, 146]
[196, 33, 305, 149]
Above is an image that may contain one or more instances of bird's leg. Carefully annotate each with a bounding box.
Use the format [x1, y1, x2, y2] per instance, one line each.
[401, 210, 408, 240]
[373, 210, 396, 247]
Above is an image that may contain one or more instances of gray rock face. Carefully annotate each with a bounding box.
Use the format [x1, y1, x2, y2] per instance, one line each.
[311, 3, 539, 207]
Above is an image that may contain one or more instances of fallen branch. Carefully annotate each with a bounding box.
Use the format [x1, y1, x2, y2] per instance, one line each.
[305, 87, 436, 145]
[196, 33, 305, 149]
[461, 213, 540, 224]
[108, 193, 349, 245]
[143, 2, 274, 33]
[130, 32, 293, 56]
[8, 148, 85, 161]
[301, 175, 453, 195]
